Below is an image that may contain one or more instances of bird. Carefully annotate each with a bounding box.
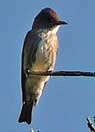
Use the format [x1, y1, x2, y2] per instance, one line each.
[18, 7, 67, 124]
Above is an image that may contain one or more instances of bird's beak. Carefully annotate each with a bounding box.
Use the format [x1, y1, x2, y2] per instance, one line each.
[57, 21, 68, 25]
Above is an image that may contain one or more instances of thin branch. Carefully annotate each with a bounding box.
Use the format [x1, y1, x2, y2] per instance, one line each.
[31, 129, 40, 132]
[94, 115, 95, 123]
[87, 117, 95, 132]
[27, 70, 95, 77]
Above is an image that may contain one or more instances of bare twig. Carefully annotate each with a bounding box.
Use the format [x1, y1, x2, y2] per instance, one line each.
[27, 70, 95, 77]
[31, 128, 40, 132]
[87, 117, 95, 132]
[94, 116, 95, 123]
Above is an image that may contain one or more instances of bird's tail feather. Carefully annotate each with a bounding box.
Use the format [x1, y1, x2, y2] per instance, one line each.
[18, 102, 33, 124]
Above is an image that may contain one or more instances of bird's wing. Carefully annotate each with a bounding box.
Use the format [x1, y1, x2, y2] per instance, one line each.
[21, 30, 41, 102]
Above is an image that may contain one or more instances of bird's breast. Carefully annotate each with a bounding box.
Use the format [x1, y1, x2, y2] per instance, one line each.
[32, 32, 58, 71]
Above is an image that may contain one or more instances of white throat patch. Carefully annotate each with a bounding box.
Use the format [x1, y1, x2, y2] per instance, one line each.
[51, 25, 60, 34]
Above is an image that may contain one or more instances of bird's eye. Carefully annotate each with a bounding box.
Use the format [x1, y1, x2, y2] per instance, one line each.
[47, 17, 50, 21]
[48, 18, 54, 24]
[47, 16, 52, 23]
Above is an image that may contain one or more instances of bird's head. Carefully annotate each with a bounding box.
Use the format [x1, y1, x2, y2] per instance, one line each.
[32, 8, 67, 33]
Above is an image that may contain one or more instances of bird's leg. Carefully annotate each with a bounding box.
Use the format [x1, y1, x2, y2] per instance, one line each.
[25, 68, 30, 78]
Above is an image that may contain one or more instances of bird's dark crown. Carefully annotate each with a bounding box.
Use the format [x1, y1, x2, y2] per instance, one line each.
[39, 8, 60, 22]
[32, 8, 61, 30]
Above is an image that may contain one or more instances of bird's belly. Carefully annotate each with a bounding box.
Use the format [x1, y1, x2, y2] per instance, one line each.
[32, 42, 54, 71]
[32, 53, 47, 71]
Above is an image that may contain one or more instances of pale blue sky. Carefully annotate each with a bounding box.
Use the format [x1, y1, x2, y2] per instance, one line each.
[0, 0, 95, 132]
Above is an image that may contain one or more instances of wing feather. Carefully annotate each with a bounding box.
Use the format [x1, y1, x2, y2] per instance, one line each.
[21, 30, 41, 102]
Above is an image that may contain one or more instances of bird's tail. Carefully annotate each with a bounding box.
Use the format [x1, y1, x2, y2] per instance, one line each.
[18, 102, 34, 124]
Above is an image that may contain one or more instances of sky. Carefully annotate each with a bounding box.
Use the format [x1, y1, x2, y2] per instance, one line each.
[0, 0, 95, 132]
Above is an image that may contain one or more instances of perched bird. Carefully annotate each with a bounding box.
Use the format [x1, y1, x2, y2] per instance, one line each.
[18, 8, 67, 124]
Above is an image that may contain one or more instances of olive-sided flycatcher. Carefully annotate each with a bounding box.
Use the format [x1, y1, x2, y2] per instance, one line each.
[18, 8, 67, 124]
